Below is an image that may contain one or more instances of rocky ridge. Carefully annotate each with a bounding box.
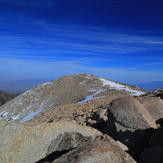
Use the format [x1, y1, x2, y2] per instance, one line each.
[0, 73, 145, 123]
[143, 89, 163, 100]
[0, 90, 18, 107]
[0, 73, 162, 163]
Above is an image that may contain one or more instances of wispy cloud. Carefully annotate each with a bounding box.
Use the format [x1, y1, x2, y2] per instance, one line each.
[1, 21, 162, 60]
[0, 21, 163, 83]
[1, 20, 163, 60]
[143, 62, 163, 66]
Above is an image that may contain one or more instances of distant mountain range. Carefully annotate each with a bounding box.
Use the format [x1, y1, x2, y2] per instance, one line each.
[137, 81, 163, 91]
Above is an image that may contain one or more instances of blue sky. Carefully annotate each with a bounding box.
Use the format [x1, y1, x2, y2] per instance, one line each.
[0, 0, 163, 84]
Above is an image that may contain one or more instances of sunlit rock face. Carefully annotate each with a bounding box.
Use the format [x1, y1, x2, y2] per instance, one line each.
[0, 121, 102, 163]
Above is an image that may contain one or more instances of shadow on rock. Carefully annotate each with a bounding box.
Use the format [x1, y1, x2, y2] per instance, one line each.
[35, 149, 71, 163]
[88, 110, 156, 162]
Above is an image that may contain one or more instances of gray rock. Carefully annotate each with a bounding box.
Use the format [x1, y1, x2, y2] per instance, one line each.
[0, 121, 102, 163]
[53, 135, 136, 163]
[108, 96, 157, 130]
[138, 96, 163, 121]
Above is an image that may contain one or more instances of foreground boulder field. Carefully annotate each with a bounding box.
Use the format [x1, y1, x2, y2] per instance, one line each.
[0, 73, 163, 163]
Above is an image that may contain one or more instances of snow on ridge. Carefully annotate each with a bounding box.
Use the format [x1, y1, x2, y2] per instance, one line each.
[80, 81, 85, 85]
[0, 111, 20, 122]
[99, 78, 144, 96]
[18, 110, 43, 123]
[78, 89, 106, 104]
[18, 98, 51, 123]
[22, 81, 52, 97]
[39, 81, 52, 87]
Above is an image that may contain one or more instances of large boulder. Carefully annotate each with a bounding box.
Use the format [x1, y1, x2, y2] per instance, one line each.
[0, 121, 102, 163]
[101, 96, 157, 159]
[53, 135, 136, 163]
[138, 96, 163, 121]
[106, 96, 157, 130]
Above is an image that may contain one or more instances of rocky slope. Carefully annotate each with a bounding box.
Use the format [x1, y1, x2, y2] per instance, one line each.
[143, 89, 163, 99]
[1, 73, 162, 163]
[29, 96, 158, 130]
[29, 94, 163, 161]
[0, 73, 145, 122]
[0, 90, 18, 107]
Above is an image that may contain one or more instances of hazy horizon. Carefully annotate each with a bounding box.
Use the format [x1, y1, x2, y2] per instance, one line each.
[0, 75, 163, 93]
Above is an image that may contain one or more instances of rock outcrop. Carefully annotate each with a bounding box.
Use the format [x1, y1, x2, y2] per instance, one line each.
[53, 136, 136, 163]
[138, 96, 163, 121]
[142, 89, 163, 100]
[0, 121, 102, 163]
[106, 96, 157, 130]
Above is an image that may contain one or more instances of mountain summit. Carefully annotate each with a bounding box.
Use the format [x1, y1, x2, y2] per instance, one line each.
[0, 73, 145, 123]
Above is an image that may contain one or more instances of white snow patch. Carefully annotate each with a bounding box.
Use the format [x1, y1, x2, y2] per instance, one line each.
[18, 99, 51, 123]
[78, 95, 101, 104]
[40, 81, 52, 87]
[12, 114, 22, 121]
[78, 89, 105, 104]
[87, 89, 97, 93]
[0, 111, 9, 120]
[48, 102, 55, 108]
[0, 111, 5, 116]
[100, 78, 144, 96]
[2, 112, 9, 116]
[18, 110, 43, 123]
[80, 81, 85, 85]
